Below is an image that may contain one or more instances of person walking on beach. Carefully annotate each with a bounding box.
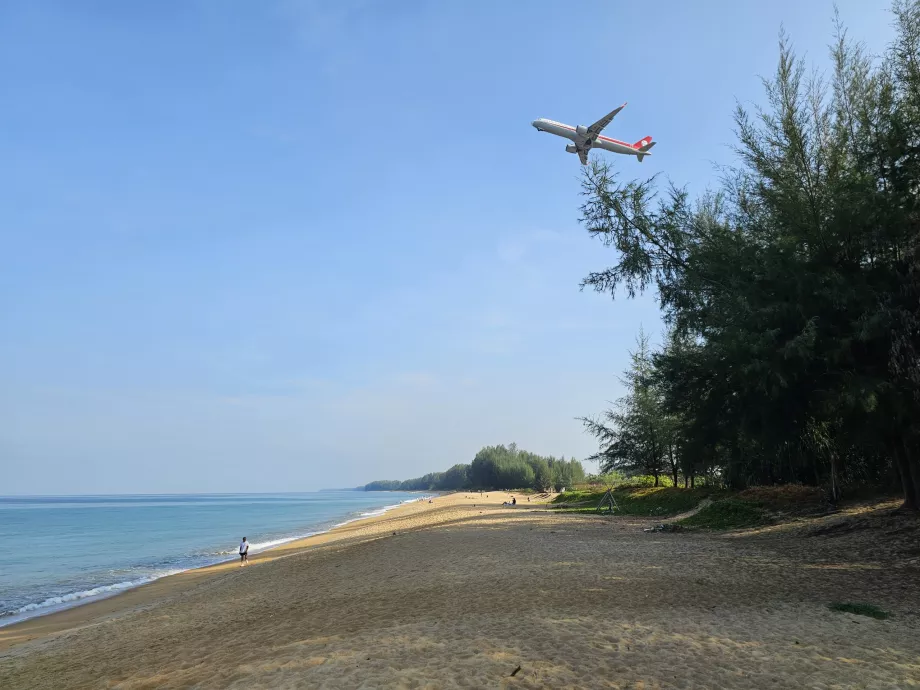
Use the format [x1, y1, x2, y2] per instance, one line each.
[239, 537, 249, 567]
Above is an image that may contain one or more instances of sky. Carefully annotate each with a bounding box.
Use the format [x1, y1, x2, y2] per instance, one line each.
[0, 0, 896, 494]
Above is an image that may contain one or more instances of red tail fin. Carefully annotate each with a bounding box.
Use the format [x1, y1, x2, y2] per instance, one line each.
[633, 136, 653, 149]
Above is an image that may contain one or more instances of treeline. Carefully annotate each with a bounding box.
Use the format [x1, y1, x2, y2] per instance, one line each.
[580, 1, 920, 510]
[364, 444, 585, 492]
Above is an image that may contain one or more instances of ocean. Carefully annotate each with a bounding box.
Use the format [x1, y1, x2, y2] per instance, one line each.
[0, 490, 426, 627]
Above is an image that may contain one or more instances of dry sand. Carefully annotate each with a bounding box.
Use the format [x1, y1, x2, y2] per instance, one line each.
[1, 492, 918, 689]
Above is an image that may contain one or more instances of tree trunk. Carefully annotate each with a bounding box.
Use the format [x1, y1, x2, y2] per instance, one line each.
[669, 444, 679, 488]
[895, 439, 920, 511]
[653, 472, 660, 487]
[690, 473, 695, 488]
[893, 446, 920, 510]
[910, 450, 920, 512]
[684, 475, 689, 488]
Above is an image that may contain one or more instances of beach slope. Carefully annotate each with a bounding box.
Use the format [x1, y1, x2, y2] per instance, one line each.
[1, 492, 918, 688]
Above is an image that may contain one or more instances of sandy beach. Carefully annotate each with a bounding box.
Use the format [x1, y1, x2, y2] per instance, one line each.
[1, 492, 918, 689]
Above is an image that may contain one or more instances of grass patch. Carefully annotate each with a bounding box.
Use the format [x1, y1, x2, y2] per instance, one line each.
[678, 498, 768, 530]
[551, 489, 608, 503]
[829, 602, 890, 619]
[553, 485, 839, 527]
[737, 485, 828, 516]
[553, 487, 718, 517]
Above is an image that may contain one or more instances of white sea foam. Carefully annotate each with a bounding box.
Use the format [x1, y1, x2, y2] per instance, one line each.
[247, 533, 321, 552]
[1, 493, 433, 628]
[9, 569, 184, 618]
[338, 495, 433, 526]
[358, 503, 402, 518]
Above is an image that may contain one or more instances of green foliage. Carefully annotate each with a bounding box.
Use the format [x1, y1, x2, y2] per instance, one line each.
[678, 499, 768, 530]
[551, 489, 608, 504]
[551, 455, 586, 490]
[531, 459, 552, 492]
[363, 480, 405, 491]
[578, 2, 920, 510]
[364, 464, 470, 492]
[623, 475, 677, 487]
[440, 463, 471, 490]
[829, 602, 891, 619]
[468, 444, 584, 491]
[581, 329, 678, 487]
[585, 470, 628, 486]
[365, 445, 585, 492]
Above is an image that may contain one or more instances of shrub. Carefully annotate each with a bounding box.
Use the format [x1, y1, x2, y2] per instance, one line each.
[829, 602, 890, 620]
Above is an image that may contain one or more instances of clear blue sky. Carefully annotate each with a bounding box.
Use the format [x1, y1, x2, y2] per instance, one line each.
[0, 0, 894, 494]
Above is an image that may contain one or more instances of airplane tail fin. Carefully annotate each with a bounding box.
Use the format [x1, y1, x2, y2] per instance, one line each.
[636, 138, 655, 163]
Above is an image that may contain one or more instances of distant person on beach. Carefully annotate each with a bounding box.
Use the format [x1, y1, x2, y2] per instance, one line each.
[239, 537, 249, 567]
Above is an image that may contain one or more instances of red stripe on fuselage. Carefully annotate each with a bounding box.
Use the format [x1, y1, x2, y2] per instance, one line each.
[554, 123, 634, 148]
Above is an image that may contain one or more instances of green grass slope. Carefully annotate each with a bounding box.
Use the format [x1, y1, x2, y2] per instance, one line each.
[552, 486, 719, 517]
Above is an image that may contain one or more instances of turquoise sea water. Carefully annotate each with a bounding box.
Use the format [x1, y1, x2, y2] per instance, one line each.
[0, 491, 425, 626]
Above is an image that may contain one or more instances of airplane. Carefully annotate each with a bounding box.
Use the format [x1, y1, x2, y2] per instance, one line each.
[531, 103, 655, 165]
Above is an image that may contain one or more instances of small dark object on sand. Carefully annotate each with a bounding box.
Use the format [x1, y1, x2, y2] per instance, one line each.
[510, 665, 522, 677]
[644, 523, 683, 533]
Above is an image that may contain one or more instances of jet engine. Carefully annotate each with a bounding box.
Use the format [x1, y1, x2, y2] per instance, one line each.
[575, 124, 588, 136]
[565, 144, 578, 154]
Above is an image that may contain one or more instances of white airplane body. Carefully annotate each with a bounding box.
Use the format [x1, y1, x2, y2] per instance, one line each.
[531, 103, 655, 165]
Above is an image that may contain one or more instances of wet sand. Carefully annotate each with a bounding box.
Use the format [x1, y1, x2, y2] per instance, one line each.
[1, 492, 918, 688]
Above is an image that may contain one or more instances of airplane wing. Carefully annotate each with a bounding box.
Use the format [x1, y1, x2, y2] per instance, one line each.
[587, 103, 627, 139]
[578, 149, 589, 165]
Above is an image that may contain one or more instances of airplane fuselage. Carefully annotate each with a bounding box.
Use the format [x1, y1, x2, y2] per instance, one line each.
[531, 118, 645, 157]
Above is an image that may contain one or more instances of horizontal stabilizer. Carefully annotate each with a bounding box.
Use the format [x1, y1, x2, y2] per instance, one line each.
[637, 141, 655, 163]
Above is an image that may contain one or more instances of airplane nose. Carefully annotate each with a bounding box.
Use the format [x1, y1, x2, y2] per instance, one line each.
[531, 120, 539, 128]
